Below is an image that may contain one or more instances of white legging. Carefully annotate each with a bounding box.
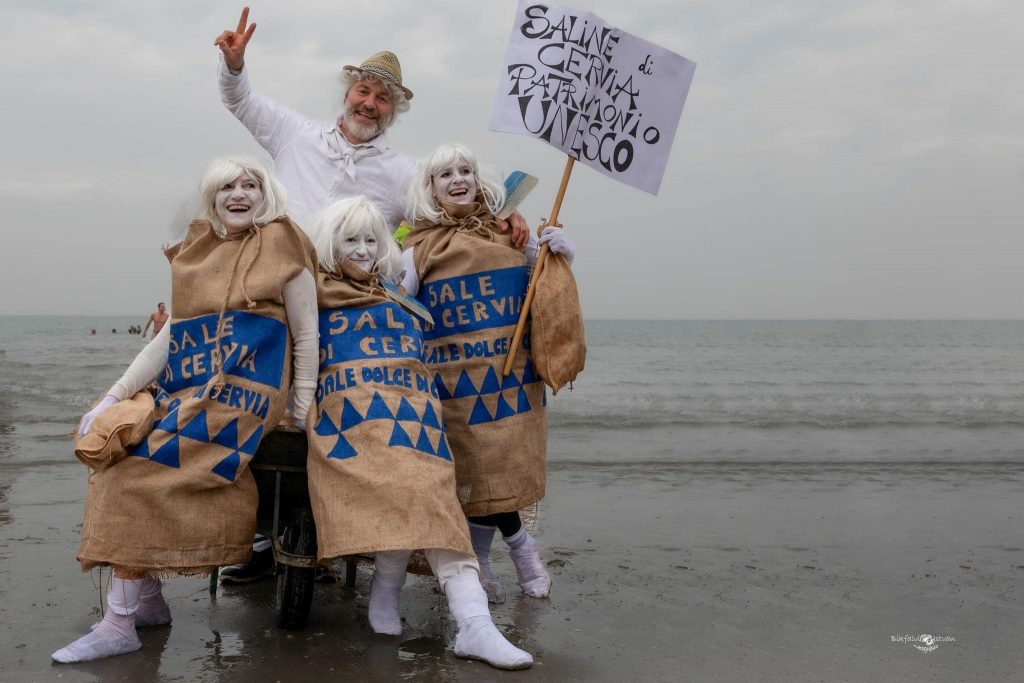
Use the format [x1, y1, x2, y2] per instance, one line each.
[373, 549, 478, 590]
[107, 576, 162, 615]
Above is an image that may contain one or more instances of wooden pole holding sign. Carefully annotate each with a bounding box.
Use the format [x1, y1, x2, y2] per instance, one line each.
[500, 155, 575, 378]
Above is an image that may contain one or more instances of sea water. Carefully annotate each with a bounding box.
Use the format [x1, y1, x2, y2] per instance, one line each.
[3, 317, 1024, 471]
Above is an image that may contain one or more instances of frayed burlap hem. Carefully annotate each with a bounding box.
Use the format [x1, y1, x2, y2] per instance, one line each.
[461, 493, 543, 518]
[316, 539, 472, 564]
[323, 549, 445, 577]
[79, 548, 251, 579]
[80, 562, 221, 580]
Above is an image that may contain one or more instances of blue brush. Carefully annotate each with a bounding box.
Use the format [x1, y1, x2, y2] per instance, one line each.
[496, 171, 539, 220]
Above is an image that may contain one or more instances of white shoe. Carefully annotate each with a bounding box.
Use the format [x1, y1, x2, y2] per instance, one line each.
[453, 617, 534, 670]
[52, 630, 141, 663]
[368, 550, 410, 635]
[368, 572, 403, 635]
[509, 534, 551, 598]
[445, 573, 533, 670]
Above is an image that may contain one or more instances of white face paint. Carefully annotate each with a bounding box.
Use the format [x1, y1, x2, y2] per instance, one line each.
[215, 174, 264, 234]
[337, 223, 379, 272]
[431, 158, 477, 206]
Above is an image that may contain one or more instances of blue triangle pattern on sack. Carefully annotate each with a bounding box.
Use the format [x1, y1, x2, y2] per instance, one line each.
[365, 392, 394, 420]
[480, 367, 501, 394]
[435, 435, 453, 461]
[150, 435, 181, 468]
[434, 373, 452, 400]
[420, 402, 441, 429]
[388, 421, 415, 448]
[212, 451, 241, 481]
[517, 387, 532, 414]
[494, 393, 516, 420]
[521, 358, 539, 385]
[415, 426, 436, 456]
[453, 370, 478, 399]
[315, 411, 338, 437]
[327, 433, 358, 459]
[239, 425, 264, 456]
[155, 408, 179, 433]
[501, 370, 521, 390]
[341, 398, 364, 431]
[468, 396, 493, 425]
[180, 410, 210, 442]
[129, 438, 151, 459]
[212, 418, 239, 450]
[396, 397, 420, 422]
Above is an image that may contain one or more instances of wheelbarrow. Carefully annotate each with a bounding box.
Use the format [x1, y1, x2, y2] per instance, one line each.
[208, 427, 356, 630]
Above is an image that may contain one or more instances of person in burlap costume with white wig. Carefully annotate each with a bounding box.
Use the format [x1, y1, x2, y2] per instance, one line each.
[402, 144, 577, 604]
[53, 156, 319, 664]
[306, 196, 532, 669]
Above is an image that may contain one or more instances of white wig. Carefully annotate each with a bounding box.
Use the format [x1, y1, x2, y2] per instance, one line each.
[340, 70, 411, 122]
[406, 143, 506, 225]
[197, 156, 287, 237]
[310, 196, 403, 282]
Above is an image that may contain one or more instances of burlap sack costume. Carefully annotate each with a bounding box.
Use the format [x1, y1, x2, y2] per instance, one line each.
[404, 201, 547, 517]
[308, 261, 472, 560]
[77, 217, 316, 577]
[74, 391, 155, 471]
[529, 248, 586, 394]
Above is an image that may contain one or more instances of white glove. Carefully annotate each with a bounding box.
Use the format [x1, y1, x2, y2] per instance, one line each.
[539, 226, 576, 265]
[524, 233, 540, 266]
[78, 394, 119, 436]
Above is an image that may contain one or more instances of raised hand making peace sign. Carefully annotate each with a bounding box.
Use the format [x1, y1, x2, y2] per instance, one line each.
[214, 6, 256, 71]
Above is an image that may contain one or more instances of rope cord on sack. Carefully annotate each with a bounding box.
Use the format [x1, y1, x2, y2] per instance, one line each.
[453, 214, 495, 241]
[213, 227, 262, 385]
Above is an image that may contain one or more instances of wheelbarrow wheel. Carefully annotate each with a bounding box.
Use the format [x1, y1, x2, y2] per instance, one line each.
[277, 507, 316, 630]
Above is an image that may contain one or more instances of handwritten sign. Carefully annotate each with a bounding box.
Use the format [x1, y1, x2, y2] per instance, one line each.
[490, 1, 696, 195]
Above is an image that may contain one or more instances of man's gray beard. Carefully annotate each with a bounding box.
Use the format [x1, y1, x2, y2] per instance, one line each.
[343, 109, 392, 142]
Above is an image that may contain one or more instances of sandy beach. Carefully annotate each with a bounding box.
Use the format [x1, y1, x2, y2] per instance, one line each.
[3, 455, 1023, 682]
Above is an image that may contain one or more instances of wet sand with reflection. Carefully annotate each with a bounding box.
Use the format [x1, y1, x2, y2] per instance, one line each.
[3, 454, 1024, 681]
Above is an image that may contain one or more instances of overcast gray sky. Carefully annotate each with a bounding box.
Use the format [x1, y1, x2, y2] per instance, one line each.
[2, 0, 1021, 319]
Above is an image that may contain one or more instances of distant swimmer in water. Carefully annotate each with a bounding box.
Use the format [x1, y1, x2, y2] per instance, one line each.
[142, 302, 169, 339]
[90, 329, 96, 335]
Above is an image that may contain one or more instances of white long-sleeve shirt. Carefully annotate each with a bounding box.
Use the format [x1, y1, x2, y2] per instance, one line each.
[218, 57, 417, 231]
[108, 270, 318, 427]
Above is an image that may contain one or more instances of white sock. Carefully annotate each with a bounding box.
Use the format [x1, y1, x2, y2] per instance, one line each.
[51, 628, 142, 664]
[469, 522, 506, 604]
[136, 576, 172, 627]
[52, 578, 142, 663]
[91, 575, 171, 630]
[445, 573, 533, 670]
[368, 550, 409, 635]
[505, 528, 551, 598]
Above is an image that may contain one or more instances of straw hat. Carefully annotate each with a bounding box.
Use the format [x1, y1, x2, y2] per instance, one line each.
[343, 51, 413, 100]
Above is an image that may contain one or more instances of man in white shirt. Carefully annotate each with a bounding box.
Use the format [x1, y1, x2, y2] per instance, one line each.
[215, 7, 533, 235]
[215, 7, 417, 231]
